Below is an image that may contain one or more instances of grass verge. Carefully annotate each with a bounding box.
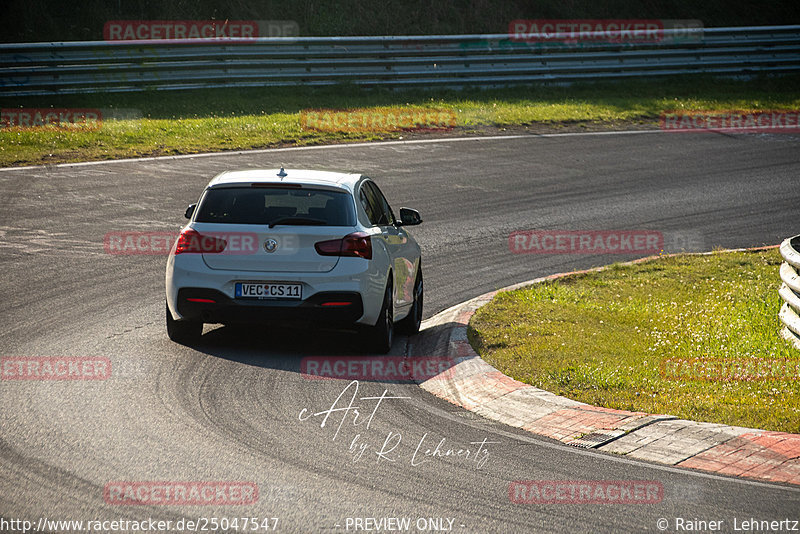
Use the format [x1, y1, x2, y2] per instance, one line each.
[468, 249, 800, 433]
[1, 75, 799, 167]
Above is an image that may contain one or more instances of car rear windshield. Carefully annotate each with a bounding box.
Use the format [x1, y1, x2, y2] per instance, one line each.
[195, 186, 356, 226]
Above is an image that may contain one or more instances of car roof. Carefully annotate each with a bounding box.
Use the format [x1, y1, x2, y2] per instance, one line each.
[207, 169, 363, 192]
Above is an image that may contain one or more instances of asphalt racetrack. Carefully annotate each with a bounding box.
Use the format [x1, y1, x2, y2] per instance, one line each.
[1, 130, 799, 533]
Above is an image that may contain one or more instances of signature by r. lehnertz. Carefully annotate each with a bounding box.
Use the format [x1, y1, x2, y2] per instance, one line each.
[299, 380, 498, 469]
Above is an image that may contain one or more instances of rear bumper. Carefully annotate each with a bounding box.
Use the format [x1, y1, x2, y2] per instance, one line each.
[176, 287, 364, 326]
[165, 245, 386, 326]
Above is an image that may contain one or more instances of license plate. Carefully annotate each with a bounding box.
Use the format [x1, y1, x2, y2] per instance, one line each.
[235, 282, 302, 300]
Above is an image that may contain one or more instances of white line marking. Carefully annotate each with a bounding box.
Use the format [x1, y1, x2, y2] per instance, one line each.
[0, 130, 664, 172]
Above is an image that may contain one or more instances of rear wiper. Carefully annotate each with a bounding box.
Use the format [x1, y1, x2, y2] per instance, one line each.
[268, 216, 327, 228]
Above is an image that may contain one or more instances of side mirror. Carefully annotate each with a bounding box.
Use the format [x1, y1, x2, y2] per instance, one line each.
[184, 204, 196, 219]
[398, 207, 422, 226]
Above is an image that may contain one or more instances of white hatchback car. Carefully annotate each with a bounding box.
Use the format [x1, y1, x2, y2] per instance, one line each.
[165, 168, 423, 353]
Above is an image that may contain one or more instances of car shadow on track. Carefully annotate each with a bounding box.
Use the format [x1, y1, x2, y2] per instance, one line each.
[176, 320, 461, 384]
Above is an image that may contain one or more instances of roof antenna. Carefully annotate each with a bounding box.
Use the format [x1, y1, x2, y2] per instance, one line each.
[277, 167, 287, 179]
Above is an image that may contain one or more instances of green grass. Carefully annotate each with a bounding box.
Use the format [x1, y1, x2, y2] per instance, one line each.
[2, 75, 799, 167]
[468, 249, 800, 433]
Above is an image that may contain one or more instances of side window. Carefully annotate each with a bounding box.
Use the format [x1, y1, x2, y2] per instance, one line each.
[359, 184, 381, 226]
[369, 182, 396, 226]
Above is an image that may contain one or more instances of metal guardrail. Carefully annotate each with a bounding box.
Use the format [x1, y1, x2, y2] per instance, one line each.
[1, 25, 799, 96]
[779, 235, 800, 350]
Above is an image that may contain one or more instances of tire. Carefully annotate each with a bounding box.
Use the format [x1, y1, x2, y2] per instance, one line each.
[397, 267, 423, 335]
[367, 282, 394, 354]
[166, 301, 203, 344]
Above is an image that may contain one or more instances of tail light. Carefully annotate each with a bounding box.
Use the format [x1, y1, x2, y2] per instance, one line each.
[174, 228, 227, 254]
[315, 232, 372, 260]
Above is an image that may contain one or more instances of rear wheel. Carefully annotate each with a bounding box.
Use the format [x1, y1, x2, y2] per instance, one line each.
[166, 301, 203, 344]
[367, 283, 394, 354]
[397, 267, 423, 335]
